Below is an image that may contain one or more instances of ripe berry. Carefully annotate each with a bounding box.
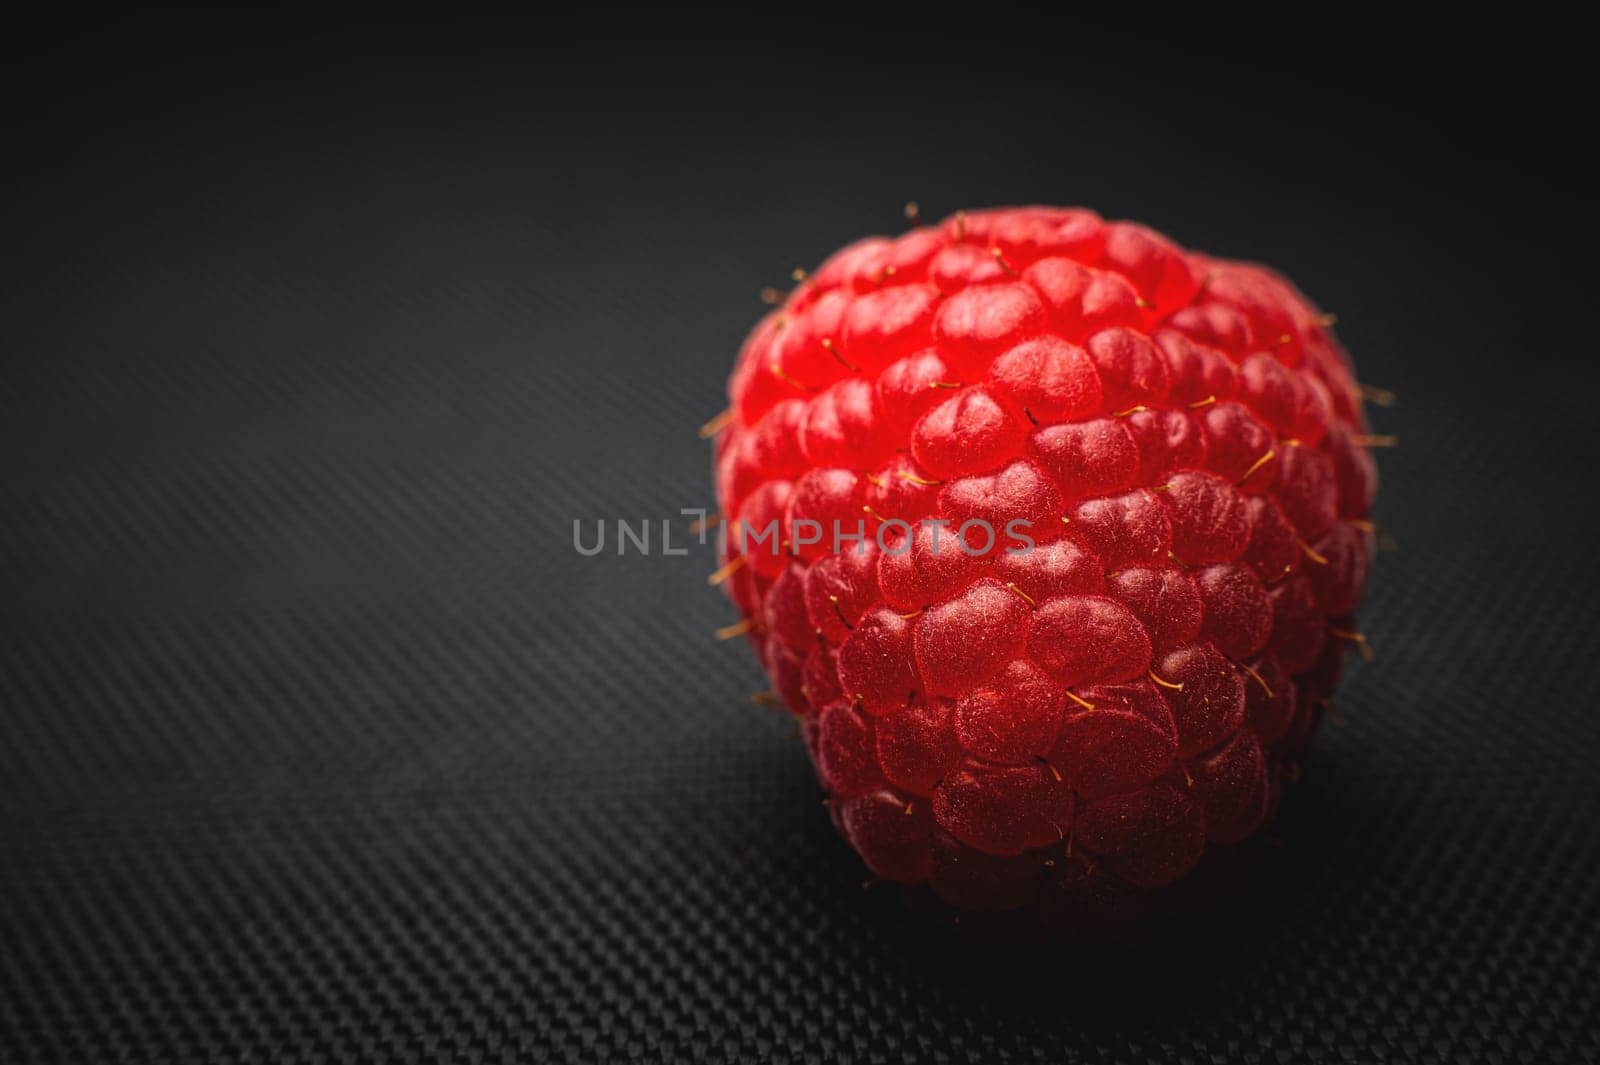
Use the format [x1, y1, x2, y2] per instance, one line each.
[713, 206, 1380, 915]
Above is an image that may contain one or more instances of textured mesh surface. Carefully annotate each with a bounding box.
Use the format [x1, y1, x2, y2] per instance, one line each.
[3, 28, 1597, 1065]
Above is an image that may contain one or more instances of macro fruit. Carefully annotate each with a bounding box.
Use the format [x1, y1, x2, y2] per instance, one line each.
[709, 206, 1380, 916]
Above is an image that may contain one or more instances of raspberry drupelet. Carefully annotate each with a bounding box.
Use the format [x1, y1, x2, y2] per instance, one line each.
[710, 207, 1379, 916]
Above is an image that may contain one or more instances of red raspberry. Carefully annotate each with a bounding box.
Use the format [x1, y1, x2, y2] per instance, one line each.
[712, 206, 1379, 915]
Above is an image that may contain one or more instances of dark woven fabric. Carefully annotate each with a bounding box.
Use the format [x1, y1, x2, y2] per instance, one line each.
[3, 23, 1596, 1065]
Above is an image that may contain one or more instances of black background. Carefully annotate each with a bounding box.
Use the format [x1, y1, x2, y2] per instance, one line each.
[4, 18, 1597, 1064]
